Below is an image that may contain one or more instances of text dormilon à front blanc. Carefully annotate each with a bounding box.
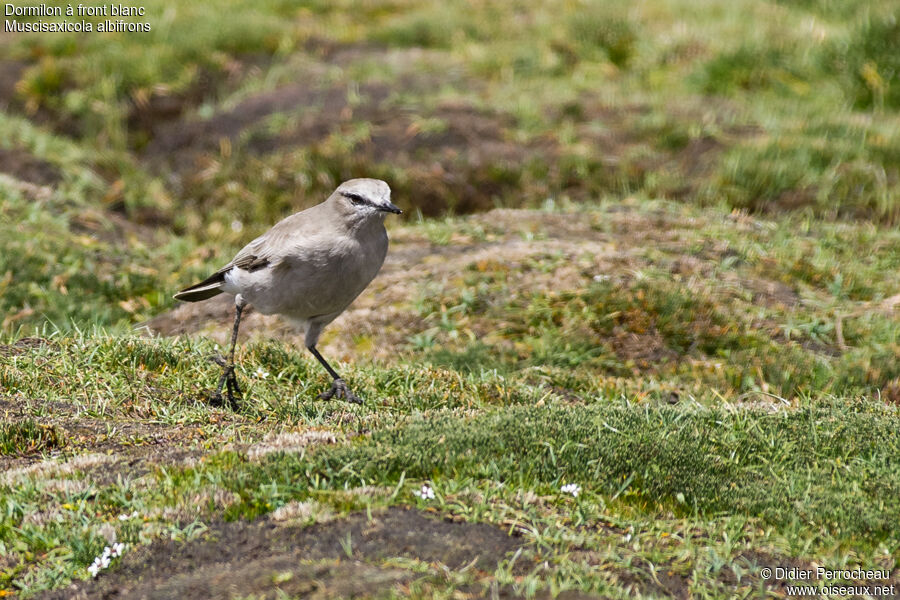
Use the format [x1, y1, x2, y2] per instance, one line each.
[5, 3, 151, 32]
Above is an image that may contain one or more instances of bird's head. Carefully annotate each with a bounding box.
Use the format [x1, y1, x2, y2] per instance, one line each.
[333, 179, 401, 221]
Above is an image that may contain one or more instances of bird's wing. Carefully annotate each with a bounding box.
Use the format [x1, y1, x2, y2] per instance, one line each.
[174, 232, 279, 301]
[224, 206, 332, 273]
[176, 207, 331, 301]
[227, 236, 274, 273]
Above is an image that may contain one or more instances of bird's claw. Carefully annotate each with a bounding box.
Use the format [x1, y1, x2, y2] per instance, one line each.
[208, 390, 231, 408]
[209, 364, 241, 408]
[318, 378, 362, 404]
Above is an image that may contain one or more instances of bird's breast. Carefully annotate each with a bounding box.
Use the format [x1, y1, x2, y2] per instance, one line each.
[258, 224, 389, 319]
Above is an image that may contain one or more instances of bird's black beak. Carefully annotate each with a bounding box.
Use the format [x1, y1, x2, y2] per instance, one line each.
[380, 202, 403, 214]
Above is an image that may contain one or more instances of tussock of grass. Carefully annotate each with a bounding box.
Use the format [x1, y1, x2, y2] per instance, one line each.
[0, 419, 63, 456]
[566, 6, 638, 68]
[693, 44, 805, 96]
[826, 9, 900, 110]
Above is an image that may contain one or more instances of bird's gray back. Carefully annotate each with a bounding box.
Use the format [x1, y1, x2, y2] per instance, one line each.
[229, 202, 336, 269]
[222, 204, 389, 321]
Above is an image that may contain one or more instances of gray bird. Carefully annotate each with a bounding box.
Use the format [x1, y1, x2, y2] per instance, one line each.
[174, 178, 401, 405]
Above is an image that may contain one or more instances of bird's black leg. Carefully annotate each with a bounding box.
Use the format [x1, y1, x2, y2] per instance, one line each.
[307, 345, 362, 404]
[212, 299, 245, 407]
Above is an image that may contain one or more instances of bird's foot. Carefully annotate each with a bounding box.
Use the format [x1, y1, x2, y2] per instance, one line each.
[208, 389, 238, 408]
[318, 378, 362, 404]
[208, 363, 242, 408]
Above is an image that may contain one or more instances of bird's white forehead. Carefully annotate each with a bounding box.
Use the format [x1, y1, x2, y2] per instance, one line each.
[337, 178, 391, 202]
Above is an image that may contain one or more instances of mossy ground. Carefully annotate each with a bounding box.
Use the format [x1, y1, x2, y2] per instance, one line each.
[2, 0, 900, 597]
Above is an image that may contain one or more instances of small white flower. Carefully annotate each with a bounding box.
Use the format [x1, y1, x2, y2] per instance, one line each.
[623, 533, 633, 542]
[413, 484, 436, 500]
[88, 542, 126, 577]
[560, 483, 581, 497]
[118, 510, 138, 521]
[593, 274, 609, 282]
[254, 367, 270, 379]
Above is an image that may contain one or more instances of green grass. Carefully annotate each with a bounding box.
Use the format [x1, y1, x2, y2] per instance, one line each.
[0, 180, 196, 331]
[405, 201, 900, 404]
[0, 420, 63, 456]
[251, 400, 900, 544]
[826, 9, 900, 110]
[3, 0, 900, 596]
[2, 332, 898, 595]
[422, 274, 900, 399]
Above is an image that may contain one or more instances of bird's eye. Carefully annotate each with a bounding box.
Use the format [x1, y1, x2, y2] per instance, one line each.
[343, 192, 367, 206]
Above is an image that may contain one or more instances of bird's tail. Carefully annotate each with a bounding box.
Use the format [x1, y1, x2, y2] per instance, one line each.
[174, 271, 226, 302]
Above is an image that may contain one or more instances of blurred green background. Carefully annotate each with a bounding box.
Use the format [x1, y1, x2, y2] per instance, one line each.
[2, 0, 898, 332]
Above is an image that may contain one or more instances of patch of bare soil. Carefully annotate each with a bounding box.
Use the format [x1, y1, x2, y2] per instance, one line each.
[69, 206, 166, 246]
[0, 390, 244, 477]
[369, 104, 556, 216]
[139, 40, 468, 159]
[39, 507, 579, 600]
[144, 81, 391, 161]
[0, 59, 25, 109]
[127, 59, 269, 148]
[136, 41, 437, 159]
[1, 52, 267, 142]
[0, 411, 209, 478]
[138, 43, 452, 161]
[613, 567, 690, 599]
[134, 42, 752, 217]
[609, 329, 678, 369]
[0, 147, 62, 186]
[0, 336, 56, 357]
[127, 39, 551, 214]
